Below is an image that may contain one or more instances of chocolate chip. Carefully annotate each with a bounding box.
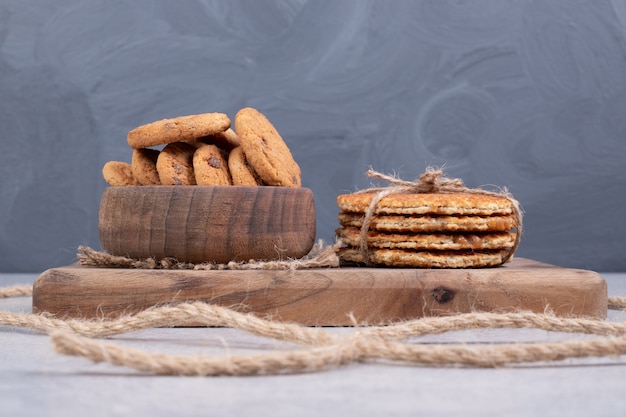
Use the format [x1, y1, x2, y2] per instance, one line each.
[207, 156, 221, 169]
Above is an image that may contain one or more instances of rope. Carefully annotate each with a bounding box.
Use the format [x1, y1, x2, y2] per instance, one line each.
[2, 284, 626, 375]
[76, 240, 341, 270]
[0, 284, 33, 298]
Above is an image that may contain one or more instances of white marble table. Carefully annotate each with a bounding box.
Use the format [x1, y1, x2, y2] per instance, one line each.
[2, 271, 626, 417]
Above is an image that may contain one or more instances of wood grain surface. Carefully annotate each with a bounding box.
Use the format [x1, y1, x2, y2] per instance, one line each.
[32, 258, 607, 325]
[99, 186, 316, 263]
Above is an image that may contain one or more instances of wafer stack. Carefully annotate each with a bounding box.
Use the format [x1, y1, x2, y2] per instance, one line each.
[335, 192, 519, 268]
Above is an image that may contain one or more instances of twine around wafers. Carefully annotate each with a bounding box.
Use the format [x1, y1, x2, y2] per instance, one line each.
[350, 167, 523, 266]
[2, 282, 626, 375]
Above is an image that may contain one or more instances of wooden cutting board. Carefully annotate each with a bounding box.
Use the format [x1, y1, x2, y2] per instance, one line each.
[32, 258, 607, 325]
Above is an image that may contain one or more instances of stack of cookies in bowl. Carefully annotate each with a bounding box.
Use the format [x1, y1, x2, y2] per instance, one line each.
[335, 192, 519, 268]
[98, 108, 314, 264]
[101, 107, 301, 188]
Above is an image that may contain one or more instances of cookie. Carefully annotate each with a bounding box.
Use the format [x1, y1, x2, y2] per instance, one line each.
[227, 146, 263, 186]
[198, 128, 240, 151]
[337, 192, 514, 216]
[336, 227, 516, 251]
[156, 142, 197, 185]
[127, 113, 231, 149]
[102, 161, 139, 186]
[235, 107, 301, 187]
[193, 144, 232, 186]
[338, 212, 517, 233]
[337, 247, 509, 268]
[131, 148, 160, 185]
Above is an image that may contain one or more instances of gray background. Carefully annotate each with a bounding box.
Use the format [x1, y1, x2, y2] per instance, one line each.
[1, 0, 625, 273]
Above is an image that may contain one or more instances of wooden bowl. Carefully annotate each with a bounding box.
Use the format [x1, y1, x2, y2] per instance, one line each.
[98, 186, 316, 263]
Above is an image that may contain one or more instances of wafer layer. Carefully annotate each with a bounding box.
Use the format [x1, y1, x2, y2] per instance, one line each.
[338, 212, 516, 233]
[337, 192, 514, 216]
[337, 247, 509, 268]
[336, 228, 515, 251]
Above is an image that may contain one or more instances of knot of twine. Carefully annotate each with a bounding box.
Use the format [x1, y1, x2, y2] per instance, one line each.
[352, 167, 523, 266]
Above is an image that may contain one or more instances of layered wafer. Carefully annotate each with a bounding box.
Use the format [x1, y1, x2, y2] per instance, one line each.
[335, 191, 519, 268]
